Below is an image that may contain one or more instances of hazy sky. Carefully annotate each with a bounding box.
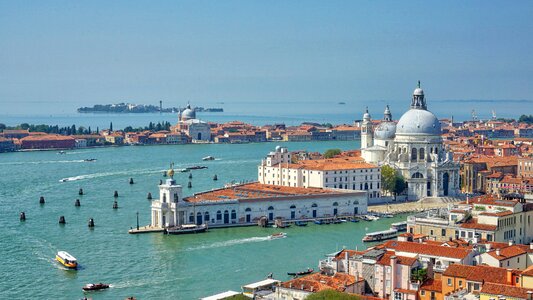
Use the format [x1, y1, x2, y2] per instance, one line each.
[1, 1, 532, 115]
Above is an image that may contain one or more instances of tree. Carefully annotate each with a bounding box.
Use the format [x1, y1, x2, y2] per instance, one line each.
[0, 123, 6, 131]
[324, 148, 342, 158]
[381, 165, 407, 199]
[411, 268, 428, 283]
[109, 122, 113, 131]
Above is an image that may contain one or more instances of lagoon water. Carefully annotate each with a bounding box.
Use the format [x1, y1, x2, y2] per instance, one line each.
[0, 140, 405, 299]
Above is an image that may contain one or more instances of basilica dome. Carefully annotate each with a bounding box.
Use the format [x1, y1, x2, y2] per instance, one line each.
[181, 104, 196, 120]
[374, 122, 396, 140]
[396, 109, 441, 136]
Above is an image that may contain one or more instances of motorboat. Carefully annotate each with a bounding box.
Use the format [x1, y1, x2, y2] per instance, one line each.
[382, 213, 394, 218]
[314, 220, 323, 225]
[84, 158, 97, 162]
[56, 251, 78, 269]
[390, 221, 408, 232]
[363, 229, 398, 242]
[82, 283, 110, 291]
[362, 215, 379, 221]
[58, 151, 66, 155]
[186, 166, 208, 170]
[269, 232, 287, 239]
[164, 224, 208, 235]
[202, 156, 215, 161]
[350, 218, 360, 223]
[294, 221, 307, 227]
[288, 268, 314, 276]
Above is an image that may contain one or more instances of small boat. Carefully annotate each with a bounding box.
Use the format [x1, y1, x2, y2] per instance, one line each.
[390, 221, 408, 232]
[59, 178, 70, 183]
[338, 102, 346, 105]
[56, 251, 78, 269]
[58, 151, 66, 155]
[314, 220, 323, 225]
[177, 168, 189, 173]
[350, 218, 360, 223]
[332, 219, 343, 224]
[295, 221, 307, 227]
[84, 158, 97, 162]
[202, 156, 215, 161]
[363, 229, 398, 242]
[288, 268, 314, 276]
[186, 166, 208, 170]
[269, 232, 287, 239]
[362, 215, 379, 221]
[164, 224, 207, 235]
[273, 223, 291, 228]
[82, 283, 110, 291]
[383, 213, 394, 218]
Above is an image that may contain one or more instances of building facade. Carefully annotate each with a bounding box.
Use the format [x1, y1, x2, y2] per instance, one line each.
[361, 83, 460, 200]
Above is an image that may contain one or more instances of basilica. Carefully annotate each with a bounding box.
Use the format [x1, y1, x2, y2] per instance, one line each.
[361, 82, 460, 200]
[172, 103, 211, 142]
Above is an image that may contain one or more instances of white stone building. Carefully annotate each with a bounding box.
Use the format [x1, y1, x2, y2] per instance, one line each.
[174, 103, 211, 142]
[361, 82, 460, 200]
[258, 146, 382, 203]
[151, 172, 368, 228]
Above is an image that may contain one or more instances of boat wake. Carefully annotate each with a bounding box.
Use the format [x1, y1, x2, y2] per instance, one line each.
[0, 160, 86, 166]
[184, 236, 270, 251]
[112, 277, 181, 289]
[59, 168, 166, 182]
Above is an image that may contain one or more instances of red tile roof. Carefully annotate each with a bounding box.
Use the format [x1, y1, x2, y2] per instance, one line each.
[420, 279, 442, 292]
[379, 241, 471, 259]
[442, 264, 512, 284]
[280, 272, 360, 293]
[481, 282, 533, 299]
[487, 245, 527, 260]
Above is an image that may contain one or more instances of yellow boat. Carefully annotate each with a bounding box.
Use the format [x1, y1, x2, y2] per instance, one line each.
[56, 251, 78, 269]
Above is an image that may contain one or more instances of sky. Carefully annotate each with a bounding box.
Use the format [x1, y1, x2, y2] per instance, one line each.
[0, 0, 532, 116]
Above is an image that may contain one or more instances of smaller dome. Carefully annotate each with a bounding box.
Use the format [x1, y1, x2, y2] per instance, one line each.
[362, 107, 371, 121]
[413, 88, 424, 96]
[374, 122, 396, 140]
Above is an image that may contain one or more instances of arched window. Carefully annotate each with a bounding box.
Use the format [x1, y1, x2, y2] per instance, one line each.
[419, 148, 425, 160]
[353, 200, 359, 205]
[364, 183, 369, 190]
[245, 208, 252, 212]
[189, 212, 194, 223]
[231, 210, 237, 220]
[290, 205, 296, 209]
[204, 212, 210, 223]
[411, 148, 417, 161]
[333, 202, 338, 206]
[268, 206, 274, 210]
[412, 172, 424, 179]
[435, 147, 439, 154]
[162, 194, 166, 202]
[174, 193, 178, 202]
[216, 211, 222, 221]
[311, 203, 318, 208]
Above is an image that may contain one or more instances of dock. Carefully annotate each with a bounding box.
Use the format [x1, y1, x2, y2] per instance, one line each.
[128, 225, 164, 234]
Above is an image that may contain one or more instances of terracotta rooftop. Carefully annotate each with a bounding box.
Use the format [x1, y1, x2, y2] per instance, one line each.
[184, 182, 352, 203]
[20, 134, 75, 141]
[443, 264, 515, 284]
[459, 219, 497, 231]
[522, 265, 533, 277]
[274, 156, 377, 171]
[487, 245, 527, 260]
[280, 272, 360, 293]
[376, 252, 418, 266]
[420, 279, 442, 292]
[378, 241, 471, 259]
[480, 282, 533, 299]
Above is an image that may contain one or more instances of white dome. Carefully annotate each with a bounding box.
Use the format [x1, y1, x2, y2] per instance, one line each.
[413, 88, 424, 96]
[396, 109, 441, 135]
[374, 122, 396, 140]
[181, 104, 196, 120]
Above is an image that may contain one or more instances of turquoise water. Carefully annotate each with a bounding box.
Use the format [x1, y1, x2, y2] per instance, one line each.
[0, 140, 404, 299]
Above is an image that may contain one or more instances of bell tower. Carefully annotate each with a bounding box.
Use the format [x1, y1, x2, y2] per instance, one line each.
[361, 107, 373, 149]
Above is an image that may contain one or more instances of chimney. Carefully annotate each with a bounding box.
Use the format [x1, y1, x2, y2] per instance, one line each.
[496, 249, 501, 256]
[507, 269, 513, 285]
[509, 240, 514, 246]
[301, 284, 304, 290]
[486, 244, 491, 251]
[289, 283, 292, 289]
[390, 256, 398, 290]
[527, 291, 532, 300]
[530, 242, 533, 250]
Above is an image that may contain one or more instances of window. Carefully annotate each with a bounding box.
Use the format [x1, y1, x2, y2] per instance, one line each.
[421, 291, 425, 296]
[394, 292, 402, 300]
[216, 211, 222, 220]
[458, 280, 462, 287]
[447, 278, 452, 286]
[473, 283, 480, 291]
[430, 230, 434, 236]
[442, 229, 446, 236]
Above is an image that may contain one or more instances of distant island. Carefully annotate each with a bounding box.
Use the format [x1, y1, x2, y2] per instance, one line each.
[77, 103, 223, 113]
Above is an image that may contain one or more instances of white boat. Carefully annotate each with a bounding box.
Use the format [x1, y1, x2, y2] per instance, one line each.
[202, 156, 215, 161]
[56, 251, 78, 269]
[164, 224, 207, 235]
[363, 229, 398, 242]
[269, 232, 287, 239]
[362, 215, 380, 221]
[390, 221, 407, 232]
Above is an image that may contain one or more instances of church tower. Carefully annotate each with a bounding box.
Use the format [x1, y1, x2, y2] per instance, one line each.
[361, 107, 373, 149]
[151, 164, 183, 228]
